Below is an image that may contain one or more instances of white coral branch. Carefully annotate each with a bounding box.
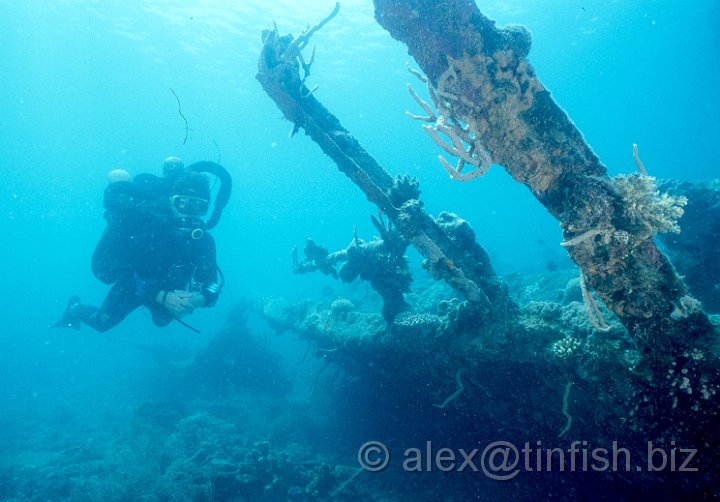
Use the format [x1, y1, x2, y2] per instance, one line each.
[406, 65, 493, 182]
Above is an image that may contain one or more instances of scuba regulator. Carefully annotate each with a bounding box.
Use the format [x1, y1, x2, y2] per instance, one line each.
[175, 216, 207, 240]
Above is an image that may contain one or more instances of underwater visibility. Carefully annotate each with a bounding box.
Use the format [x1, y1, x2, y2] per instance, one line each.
[1, 0, 719, 500]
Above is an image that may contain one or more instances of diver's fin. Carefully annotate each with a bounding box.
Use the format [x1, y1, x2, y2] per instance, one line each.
[52, 296, 82, 330]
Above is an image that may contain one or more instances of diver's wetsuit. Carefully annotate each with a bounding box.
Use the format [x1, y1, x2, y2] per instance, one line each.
[76, 174, 218, 332]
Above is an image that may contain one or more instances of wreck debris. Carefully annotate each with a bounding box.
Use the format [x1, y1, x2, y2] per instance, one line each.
[373, 0, 716, 369]
[658, 179, 720, 312]
[373, 0, 719, 477]
[256, 7, 519, 337]
[293, 223, 413, 323]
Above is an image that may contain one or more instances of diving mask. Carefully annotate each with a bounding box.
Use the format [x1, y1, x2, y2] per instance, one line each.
[171, 195, 209, 217]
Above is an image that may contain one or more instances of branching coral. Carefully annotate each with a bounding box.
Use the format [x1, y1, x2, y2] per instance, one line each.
[561, 172, 687, 257]
[405, 44, 545, 185]
[406, 63, 495, 182]
[614, 173, 687, 238]
[551, 336, 581, 359]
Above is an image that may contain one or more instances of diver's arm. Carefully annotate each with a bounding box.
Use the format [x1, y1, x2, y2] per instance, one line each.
[154, 234, 218, 316]
[196, 234, 220, 308]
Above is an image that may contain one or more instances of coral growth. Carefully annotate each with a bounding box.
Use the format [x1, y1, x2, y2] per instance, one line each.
[294, 230, 412, 323]
[613, 173, 687, 238]
[406, 44, 544, 184]
[551, 335, 581, 359]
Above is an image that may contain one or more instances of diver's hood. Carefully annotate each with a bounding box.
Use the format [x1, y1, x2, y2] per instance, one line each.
[183, 161, 232, 230]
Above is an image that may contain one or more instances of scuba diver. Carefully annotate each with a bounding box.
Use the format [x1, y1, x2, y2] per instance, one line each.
[53, 157, 232, 332]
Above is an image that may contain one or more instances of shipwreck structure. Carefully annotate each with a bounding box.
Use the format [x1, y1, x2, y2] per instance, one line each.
[257, 4, 519, 342]
[372, 0, 719, 469]
[255, 0, 719, 486]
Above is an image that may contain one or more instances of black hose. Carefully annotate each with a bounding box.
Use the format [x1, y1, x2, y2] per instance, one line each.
[185, 161, 232, 230]
[174, 317, 202, 334]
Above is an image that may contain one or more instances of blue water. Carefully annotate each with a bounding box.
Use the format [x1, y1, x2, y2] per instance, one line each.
[0, 0, 718, 499]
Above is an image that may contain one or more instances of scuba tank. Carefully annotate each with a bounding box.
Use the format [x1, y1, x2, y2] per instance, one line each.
[96, 160, 232, 280]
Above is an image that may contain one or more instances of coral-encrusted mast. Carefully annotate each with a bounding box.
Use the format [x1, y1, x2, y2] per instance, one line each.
[256, 31, 480, 308]
[256, 8, 519, 337]
[374, 1, 720, 470]
[255, 1, 719, 475]
[373, 0, 716, 368]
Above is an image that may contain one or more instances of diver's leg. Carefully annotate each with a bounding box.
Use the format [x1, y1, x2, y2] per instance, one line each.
[91, 226, 133, 285]
[52, 296, 83, 330]
[73, 280, 142, 332]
